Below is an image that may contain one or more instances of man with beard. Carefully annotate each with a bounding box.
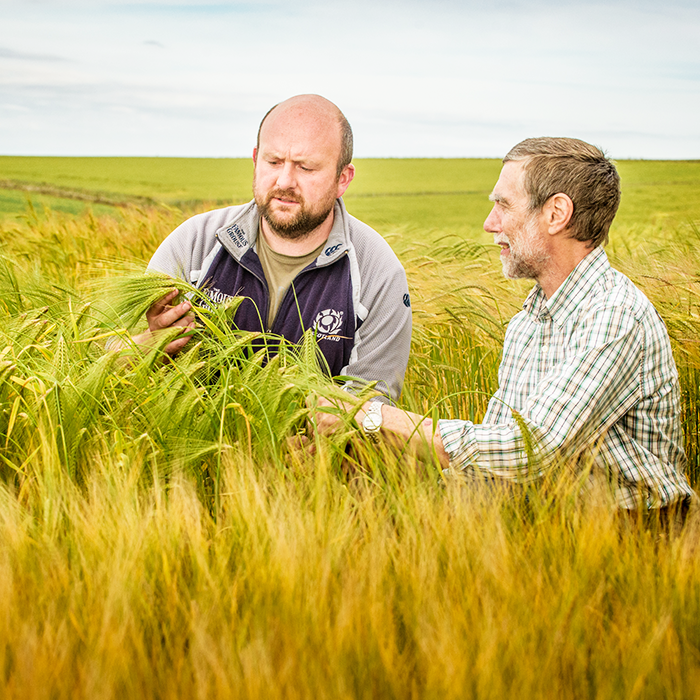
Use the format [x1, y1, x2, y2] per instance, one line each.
[138, 95, 412, 401]
[315, 137, 696, 515]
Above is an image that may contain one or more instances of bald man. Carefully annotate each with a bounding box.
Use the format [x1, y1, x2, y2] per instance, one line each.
[139, 95, 412, 401]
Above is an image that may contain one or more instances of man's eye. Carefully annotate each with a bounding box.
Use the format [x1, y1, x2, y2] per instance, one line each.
[299, 165, 312, 172]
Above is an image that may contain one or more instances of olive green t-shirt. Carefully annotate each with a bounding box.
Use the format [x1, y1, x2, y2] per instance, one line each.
[256, 226, 325, 330]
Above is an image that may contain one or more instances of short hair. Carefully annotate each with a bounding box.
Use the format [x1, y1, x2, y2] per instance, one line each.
[504, 137, 621, 247]
[256, 101, 354, 179]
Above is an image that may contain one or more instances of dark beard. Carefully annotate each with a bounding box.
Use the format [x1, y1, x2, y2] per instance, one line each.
[256, 188, 335, 240]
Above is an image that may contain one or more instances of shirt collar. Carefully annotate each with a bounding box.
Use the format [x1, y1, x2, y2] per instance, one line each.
[522, 246, 610, 324]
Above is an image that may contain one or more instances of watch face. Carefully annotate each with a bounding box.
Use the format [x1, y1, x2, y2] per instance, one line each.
[363, 403, 383, 435]
[364, 413, 382, 432]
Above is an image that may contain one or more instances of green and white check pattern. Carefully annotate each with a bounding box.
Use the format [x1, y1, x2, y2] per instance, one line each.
[438, 247, 695, 509]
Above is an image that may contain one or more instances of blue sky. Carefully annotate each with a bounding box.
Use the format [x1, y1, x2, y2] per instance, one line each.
[1, 0, 699, 159]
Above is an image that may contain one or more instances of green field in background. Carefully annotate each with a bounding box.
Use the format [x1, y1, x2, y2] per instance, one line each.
[1, 156, 699, 247]
[0, 188, 119, 219]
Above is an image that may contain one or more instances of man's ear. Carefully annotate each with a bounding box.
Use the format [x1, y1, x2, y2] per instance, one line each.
[545, 192, 574, 235]
[252, 148, 257, 166]
[336, 163, 355, 198]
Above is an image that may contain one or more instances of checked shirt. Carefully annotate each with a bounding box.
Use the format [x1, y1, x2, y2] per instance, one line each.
[438, 246, 695, 509]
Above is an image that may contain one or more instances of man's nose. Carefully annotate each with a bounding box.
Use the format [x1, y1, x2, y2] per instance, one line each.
[483, 206, 500, 233]
[276, 162, 297, 190]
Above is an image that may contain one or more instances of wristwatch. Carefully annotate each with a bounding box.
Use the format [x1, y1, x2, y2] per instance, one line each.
[362, 401, 383, 443]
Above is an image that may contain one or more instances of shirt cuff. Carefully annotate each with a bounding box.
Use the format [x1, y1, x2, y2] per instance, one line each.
[437, 418, 479, 471]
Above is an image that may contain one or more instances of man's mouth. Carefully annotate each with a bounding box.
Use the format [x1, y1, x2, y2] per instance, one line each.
[269, 189, 301, 206]
[495, 238, 510, 254]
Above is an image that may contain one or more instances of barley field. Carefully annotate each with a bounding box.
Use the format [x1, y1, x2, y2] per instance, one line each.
[1, 159, 700, 699]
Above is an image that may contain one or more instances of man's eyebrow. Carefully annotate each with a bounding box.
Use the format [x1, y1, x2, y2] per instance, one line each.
[489, 192, 509, 206]
[259, 149, 317, 166]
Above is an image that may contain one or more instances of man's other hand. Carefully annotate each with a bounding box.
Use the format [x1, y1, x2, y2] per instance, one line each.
[134, 289, 196, 356]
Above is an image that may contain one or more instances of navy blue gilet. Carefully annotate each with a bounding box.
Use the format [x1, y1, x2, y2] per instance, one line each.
[201, 244, 357, 376]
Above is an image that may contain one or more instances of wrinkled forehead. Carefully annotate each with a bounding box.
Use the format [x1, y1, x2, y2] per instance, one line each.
[490, 160, 528, 204]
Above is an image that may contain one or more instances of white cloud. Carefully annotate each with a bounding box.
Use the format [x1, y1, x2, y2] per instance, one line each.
[0, 0, 698, 157]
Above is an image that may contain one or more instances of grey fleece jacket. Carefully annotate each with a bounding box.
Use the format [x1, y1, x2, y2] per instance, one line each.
[147, 198, 412, 401]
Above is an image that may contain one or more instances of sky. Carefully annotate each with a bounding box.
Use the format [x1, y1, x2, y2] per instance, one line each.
[1, 0, 699, 160]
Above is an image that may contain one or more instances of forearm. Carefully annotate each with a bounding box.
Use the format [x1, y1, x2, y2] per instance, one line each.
[356, 401, 450, 468]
